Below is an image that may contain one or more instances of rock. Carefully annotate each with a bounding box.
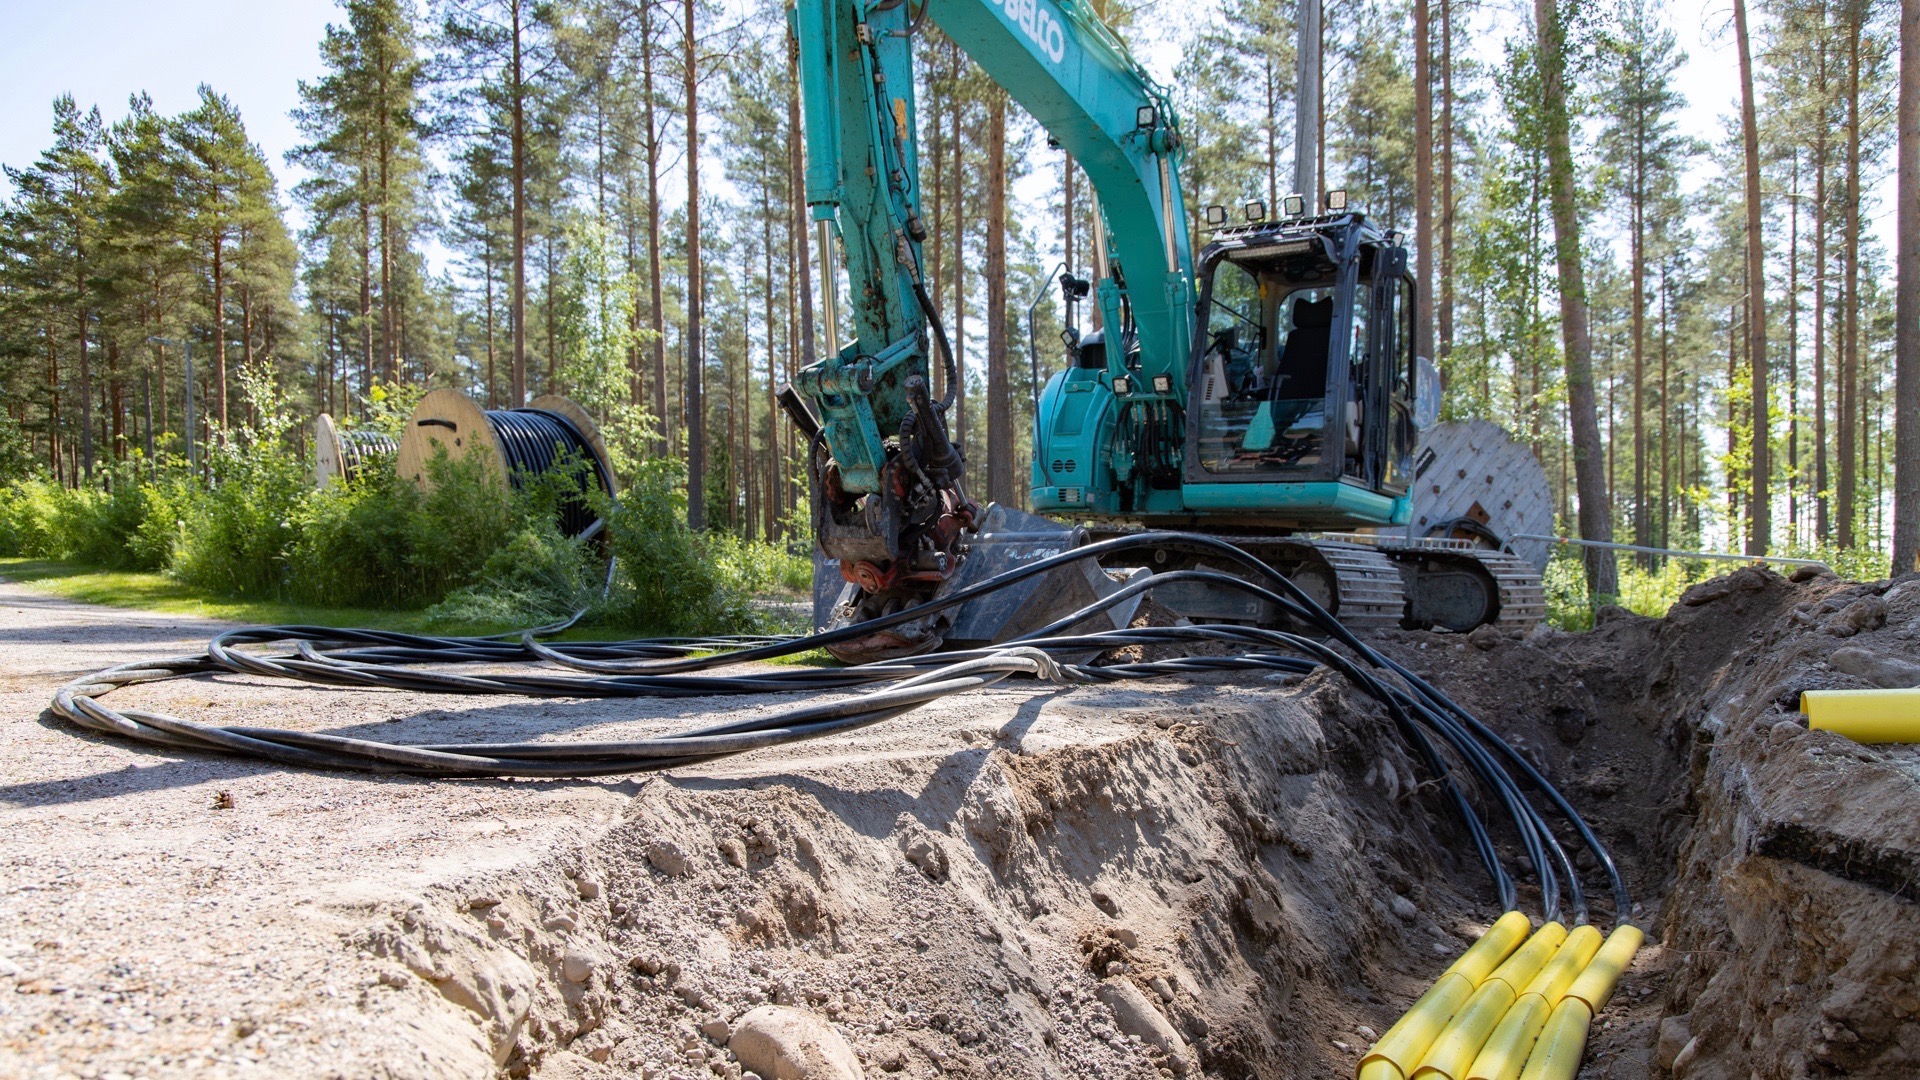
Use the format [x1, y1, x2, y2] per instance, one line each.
[1096, 978, 1192, 1074]
[628, 952, 666, 976]
[1390, 895, 1418, 922]
[1467, 625, 1502, 651]
[702, 1017, 733, 1044]
[728, 1005, 865, 1080]
[1789, 564, 1826, 583]
[1356, 1024, 1377, 1041]
[1111, 927, 1139, 948]
[1552, 708, 1590, 745]
[719, 838, 747, 867]
[1828, 645, 1920, 688]
[1670, 1034, 1701, 1075]
[901, 834, 947, 881]
[1823, 596, 1888, 637]
[544, 915, 578, 933]
[647, 839, 692, 877]
[467, 896, 502, 910]
[561, 948, 596, 984]
[1656, 1015, 1692, 1070]
[575, 878, 602, 900]
[1149, 976, 1175, 1002]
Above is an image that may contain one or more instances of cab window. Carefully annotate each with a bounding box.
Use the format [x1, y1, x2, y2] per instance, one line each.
[1196, 256, 1342, 475]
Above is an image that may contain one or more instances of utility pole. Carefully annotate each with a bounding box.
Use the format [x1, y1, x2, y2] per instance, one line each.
[1295, 0, 1321, 208]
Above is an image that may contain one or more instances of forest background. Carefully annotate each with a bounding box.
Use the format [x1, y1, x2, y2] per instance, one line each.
[0, 0, 1916, 627]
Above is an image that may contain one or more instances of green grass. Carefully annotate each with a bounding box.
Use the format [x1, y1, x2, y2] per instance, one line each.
[0, 557, 826, 655]
[0, 557, 443, 631]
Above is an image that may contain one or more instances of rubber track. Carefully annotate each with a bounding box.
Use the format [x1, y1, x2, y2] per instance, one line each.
[1222, 537, 1407, 632]
[1372, 544, 1548, 632]
[1471, 550, 1548, 630]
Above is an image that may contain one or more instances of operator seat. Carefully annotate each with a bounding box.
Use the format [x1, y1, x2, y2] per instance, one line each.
[1271, 296, 1332, 402]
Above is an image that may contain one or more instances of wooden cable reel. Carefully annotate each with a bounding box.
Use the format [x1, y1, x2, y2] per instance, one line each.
[313, 412, 398, 488]
[396, 388, 618, 538]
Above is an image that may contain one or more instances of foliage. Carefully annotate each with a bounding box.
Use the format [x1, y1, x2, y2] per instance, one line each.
[596, 459, 758, 635]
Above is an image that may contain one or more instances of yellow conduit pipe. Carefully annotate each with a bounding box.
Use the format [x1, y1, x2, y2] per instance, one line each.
[1515, 924, 1646, 1080]
[1410, 923, 1569, 1080]
[1463, 925, 1603, 1080]
[1800, 689, 1920, 743]
[1356, 911, 1533, 1080]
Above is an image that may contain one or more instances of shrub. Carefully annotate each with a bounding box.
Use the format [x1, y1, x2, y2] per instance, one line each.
[169, 443, 309, 598]
[597, 460, 757, 635]
[0, 478, 67, 559]
[426, 523, 597, 630]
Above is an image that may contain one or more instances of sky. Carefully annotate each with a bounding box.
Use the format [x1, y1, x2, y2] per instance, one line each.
[0, 0, 337, 199]
[0, 0, 1897, 272]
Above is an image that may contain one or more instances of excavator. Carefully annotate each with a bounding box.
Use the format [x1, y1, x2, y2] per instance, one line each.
[785, 0, 1550, 661]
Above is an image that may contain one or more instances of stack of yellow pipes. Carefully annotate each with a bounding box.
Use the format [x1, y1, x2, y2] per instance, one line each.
[1357, 912, 1643, 1080]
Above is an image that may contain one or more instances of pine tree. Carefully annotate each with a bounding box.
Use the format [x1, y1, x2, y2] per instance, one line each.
[1532, 0, 1617, 599]
[3, 98, 109, 476]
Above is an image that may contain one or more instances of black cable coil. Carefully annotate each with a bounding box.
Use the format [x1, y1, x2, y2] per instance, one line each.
[483, 408, 614, 538]
[335, 429, 397, 482]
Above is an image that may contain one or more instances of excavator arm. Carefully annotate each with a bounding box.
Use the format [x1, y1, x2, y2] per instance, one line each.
[790, 0, 1193, 637]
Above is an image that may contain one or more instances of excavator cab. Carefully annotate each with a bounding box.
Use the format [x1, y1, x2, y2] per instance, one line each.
[1186, 212, 1423, 514]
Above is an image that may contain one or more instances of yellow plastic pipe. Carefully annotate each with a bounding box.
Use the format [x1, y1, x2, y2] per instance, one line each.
[1509, 924, 1644, 1080]
[1563, 924, 1644, 1015]
[1358, 912, 1533, 1080]
[1515, 998, 1592, 1080]
[1463, 927, 1602, 1080]
[1483, 923, 1568, 996]
[1463, 995, 1550, 1080]
[1445, 911, 1535, 985]
[1800, 689, 1920, 743]
[1411, 924, 1567, 1080]
[1519, 925, 1603, 1003]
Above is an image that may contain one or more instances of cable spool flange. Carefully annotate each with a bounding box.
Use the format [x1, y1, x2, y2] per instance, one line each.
[397, 389, 616, 538]
[313, 413, 398, 489]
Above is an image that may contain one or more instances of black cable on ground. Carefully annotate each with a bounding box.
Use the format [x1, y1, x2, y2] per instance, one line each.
[48, 531, 1630, 925]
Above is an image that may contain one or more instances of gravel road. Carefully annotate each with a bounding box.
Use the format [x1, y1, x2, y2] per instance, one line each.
[0, 580, 1165, 1079]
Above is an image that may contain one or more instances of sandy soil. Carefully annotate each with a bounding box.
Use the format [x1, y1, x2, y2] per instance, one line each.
[6, 567, 1917, 1080]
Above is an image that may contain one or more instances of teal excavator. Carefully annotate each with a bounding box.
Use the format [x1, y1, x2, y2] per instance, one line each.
[786, 0, 1550, 661]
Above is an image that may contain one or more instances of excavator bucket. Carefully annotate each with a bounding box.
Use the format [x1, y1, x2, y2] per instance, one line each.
[812, 505, 1147, 665]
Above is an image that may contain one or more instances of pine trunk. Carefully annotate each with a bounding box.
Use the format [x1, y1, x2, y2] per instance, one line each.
[1839, 12, 1861, 548]
[646, 0, 670, 454]
[684, 0, 706, 531]
[985, 90, 1012, 506]
[1533, 0, 1618, 599]
[1895, 0, 1920, 572]
[1438, 0, 1454, 362]
[1413, 0, 1433, 359]
[510, 0, 528, 407]
[1735, 0, 1770, 554]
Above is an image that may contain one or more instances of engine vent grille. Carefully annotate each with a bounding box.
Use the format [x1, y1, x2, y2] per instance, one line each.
[1051, 458, 1077, 476]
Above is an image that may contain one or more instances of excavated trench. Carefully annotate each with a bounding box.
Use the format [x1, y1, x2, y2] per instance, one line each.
[353, 568, 1920, 1080]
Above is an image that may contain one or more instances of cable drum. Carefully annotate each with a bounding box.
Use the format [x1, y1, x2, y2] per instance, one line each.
[396, 389, 617, 538]
[313, 412, 398, 488]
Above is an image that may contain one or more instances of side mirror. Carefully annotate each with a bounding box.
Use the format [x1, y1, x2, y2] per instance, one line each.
[1414, 356, 1442, 430]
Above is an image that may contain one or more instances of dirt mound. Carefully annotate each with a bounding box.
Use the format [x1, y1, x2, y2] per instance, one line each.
[351, 676, 1486, 1079]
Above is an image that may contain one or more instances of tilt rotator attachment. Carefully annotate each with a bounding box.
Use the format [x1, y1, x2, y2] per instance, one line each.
[1358, 913, 1644, 1080]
